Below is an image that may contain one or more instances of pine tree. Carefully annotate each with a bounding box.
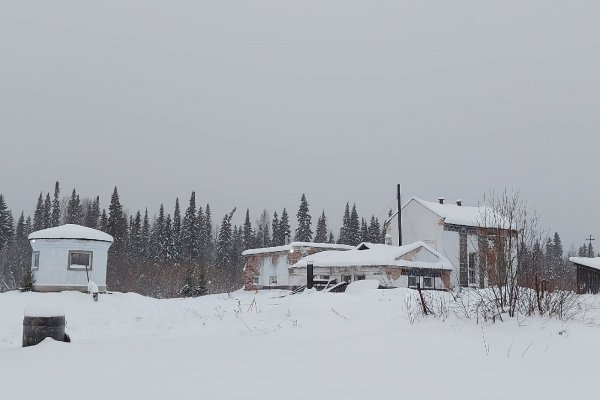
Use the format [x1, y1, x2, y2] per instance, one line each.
[294, 194, 312, 242]
[242, 209, 255, 250]
[197, 205, 206, 261]
[552, 232, 563, 260]
[129, 210, 142, 261]
[141, 208, 151, 258]
[84, 196, 101, 228]
[15, 212, 26, 241]
[314, 210, 328, 243]
[152, 204, 166, 261]
[231, 225, 244, 274]
[255, 209, 271, 247]
[215, 209, 236, 270]
[589, 243, 595, 258]
[65, 189, 83, 224]
[279, 208, 291, 245]
[272, 211, 280, 246]
[338, 203, 351, 245]
[360, 217, 369, 243]
[328, 231, 335, 244]
[107, 187, 127, 254]
[172, 198, 182, 262]
[99, 209, 108, 232]
[368, 215, 382, 243]
[24, 215, 32, 237]
[0, 194, 12, 251]
[43, 193, 52, 229]
[51, 181, 61, 227]
[348, 204, 361, 246]
[181, 192, 200, 261]
[203, 204, 214, 264]
[32, 193, 45, 231]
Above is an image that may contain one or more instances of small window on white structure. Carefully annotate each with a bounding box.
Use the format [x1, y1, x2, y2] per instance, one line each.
[408, 276, 418, 288]
[354, 274, 365, 281]
[253, 276, 259, 285]
[423, 277, 434, 289]
[32, 252, 40, 270]
[69, 251, 92, 270]
[320, 275, 330, 280]
[269, 276, 277, 285]
[341, 275, 351, 283]
[468, 252, 477, 285]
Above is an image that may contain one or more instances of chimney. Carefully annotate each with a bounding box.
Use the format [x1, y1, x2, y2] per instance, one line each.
[456, 199, 462, 206]
[438, 197, 445, 204]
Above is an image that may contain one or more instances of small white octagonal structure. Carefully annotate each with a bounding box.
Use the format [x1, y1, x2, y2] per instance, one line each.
[29, 224, 113, 292]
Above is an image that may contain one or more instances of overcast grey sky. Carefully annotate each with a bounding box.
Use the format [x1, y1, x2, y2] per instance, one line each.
[1, 0, 599, 249]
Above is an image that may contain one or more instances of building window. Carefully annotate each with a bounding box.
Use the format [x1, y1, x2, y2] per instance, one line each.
[32, 252, 40, 270]
[341, 275, 351, 283]
[468, 252, 477, 285]
[68, 251, 92, 270]
[269, 276, 277, 285]
[408, 276, 418, 288]
[423, 277, 434, 289]
[319, 275, 330, 280]
[354, 274, 365, 281]
[253, 276, 259, 285]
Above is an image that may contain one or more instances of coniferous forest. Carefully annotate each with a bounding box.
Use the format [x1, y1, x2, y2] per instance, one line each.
[0, 182, 387, 297]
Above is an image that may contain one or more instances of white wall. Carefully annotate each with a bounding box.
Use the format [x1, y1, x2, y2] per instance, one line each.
[389, 200, 445, 250]
[256, 253, 290, 286]
[31, 239, 111, 291]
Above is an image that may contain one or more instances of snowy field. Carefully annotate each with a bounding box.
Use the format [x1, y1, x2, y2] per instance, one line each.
[1, 286, 600, 400]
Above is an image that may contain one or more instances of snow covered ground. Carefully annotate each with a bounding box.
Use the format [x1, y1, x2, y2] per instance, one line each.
[1, 286, 600, 399]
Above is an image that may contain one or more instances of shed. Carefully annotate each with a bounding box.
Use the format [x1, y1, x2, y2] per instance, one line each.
[569, 257, 600, 294]
[28, 224, 113, 292]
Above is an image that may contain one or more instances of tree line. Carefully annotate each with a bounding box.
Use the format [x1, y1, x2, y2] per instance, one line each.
[0, 182, 386, 296]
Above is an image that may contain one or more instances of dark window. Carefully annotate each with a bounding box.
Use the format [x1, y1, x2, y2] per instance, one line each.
[423, 277, 433, 288]
[354, 274, 365, 281]
[408, 276, 418, 288]
[468, 252, 477, 285]
[69, 251, 92, 269]
[341, 275, 351, 283]
[32, 252, 40, 269]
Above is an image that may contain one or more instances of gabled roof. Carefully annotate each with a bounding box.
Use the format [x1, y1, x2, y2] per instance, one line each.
[29, 224, 114, 243]
[291, 241, 452, 270]
[569, 257, 600, 271]
[386, 197, 509, 229]
[242, 242, 353, 256]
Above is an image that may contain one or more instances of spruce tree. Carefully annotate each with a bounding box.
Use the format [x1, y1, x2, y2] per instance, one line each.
[197, 205, 206, 261]
[203, 204, 214, 264]
[0, 194, 12, 251]
[153, 204, 166, 260]
[368, 215, 382, 243]
[43, 193, 52, 229]
[242, 209, 254, 250]
[360, 217, 369, 243]
[15, 212, 26, 241]
[51, 181, 61, 227]
[338, 203, 351, 245]
[314, 210, 328, 243]
[141, 208, 151, 257]
[66, 189, 83, 224]
[328, 231, 335, 244]
[348, 204, 361, 246]
[279, 208, 291, 245]
[130, 210, 142, 261]
[294, 194, 312, 242]
[272, 211, 280, 246]
[215, 209, 235, 270]
[107, 187, 127, 254]
[33, 193, 45, 231]
[99, 209, 108, 232]
[181, 192, 200, 260]
[173, 198, 182, 260]
[255, 209, 271, 247]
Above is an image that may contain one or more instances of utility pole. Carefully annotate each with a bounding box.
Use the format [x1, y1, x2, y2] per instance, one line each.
[586, 235, 595, 257]
[397, 184, 402, 246]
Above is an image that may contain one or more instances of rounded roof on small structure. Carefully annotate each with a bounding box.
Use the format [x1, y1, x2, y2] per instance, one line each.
[28, 224, 114, 243]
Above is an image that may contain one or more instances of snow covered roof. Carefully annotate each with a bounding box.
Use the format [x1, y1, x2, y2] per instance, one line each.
[291, 241, 453, 270]
[242, 242, 353, 256]
[29, 224, 114, 243]
[387, 197, 509, 228]
[569, 257, 600, 271]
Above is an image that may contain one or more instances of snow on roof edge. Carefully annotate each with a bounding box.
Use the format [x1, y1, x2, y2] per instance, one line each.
[569, 257, 600, 271]
[242, 242, 353, 256]
[29, 224, 114, 243]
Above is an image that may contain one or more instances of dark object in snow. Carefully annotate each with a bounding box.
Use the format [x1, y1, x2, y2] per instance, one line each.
[22, 315, 67, 347]
[307, 262, 314, 289]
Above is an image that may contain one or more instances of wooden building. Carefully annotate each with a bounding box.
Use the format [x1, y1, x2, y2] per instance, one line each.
[570, 257, 600, 294]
